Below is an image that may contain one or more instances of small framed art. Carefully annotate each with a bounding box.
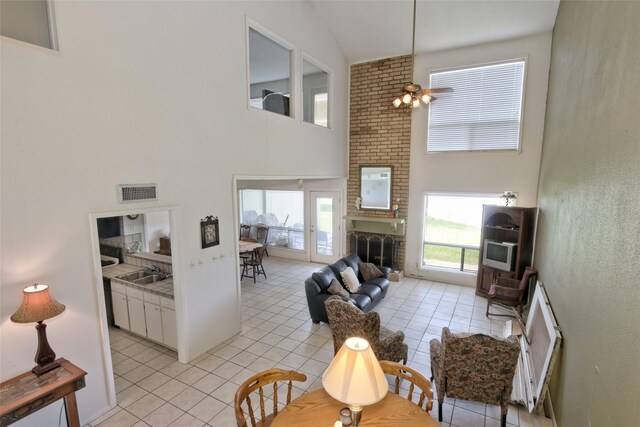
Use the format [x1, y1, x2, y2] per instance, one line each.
[200, 216, 219, 248]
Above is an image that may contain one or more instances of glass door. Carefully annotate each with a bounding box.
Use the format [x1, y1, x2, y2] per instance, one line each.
[310, 191, 341, 263]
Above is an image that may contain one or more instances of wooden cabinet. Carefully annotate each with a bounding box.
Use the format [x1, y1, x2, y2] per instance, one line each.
[476, 206, 536, 297]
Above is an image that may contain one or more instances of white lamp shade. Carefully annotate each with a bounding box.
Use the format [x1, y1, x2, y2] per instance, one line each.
[322, 337, 388, 407]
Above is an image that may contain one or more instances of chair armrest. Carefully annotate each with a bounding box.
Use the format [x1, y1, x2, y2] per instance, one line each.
[375, 328, 407, 363]
[378, 266, 392, 278]
[488, 284, 523, 299]
[494, 277, 521, 289]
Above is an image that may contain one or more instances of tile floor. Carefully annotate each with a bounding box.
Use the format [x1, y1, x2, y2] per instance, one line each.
[89, 256, 551, 427]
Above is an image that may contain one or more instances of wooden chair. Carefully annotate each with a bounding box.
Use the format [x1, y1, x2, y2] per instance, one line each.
[242, 246, 267, 283]
[240, 224, 251, 239]
[378, 360, 434, 413]
[486, 267, 538, 317]
[234, 368, 307, 427]
[256, 226, 269, 256]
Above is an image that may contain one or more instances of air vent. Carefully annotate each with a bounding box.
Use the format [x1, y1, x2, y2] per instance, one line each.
[117, 184, 158, 203]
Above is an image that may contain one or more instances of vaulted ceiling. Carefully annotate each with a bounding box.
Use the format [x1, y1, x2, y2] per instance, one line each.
[311, 0, 560, 64]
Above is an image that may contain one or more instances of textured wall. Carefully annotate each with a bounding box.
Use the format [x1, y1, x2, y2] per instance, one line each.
[535, 1, 640, 425]
[348, 55, 412, 268]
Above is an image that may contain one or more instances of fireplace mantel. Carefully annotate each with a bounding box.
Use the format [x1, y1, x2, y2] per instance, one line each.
[344, 215, 406, 236]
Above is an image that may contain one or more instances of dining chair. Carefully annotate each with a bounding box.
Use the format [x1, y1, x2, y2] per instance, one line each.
[256, 226, 269, 256]
[241, 246, 267, 283]
[234, 368, 307, 427]
[240, 224, 251, 239]
[378, 360, 434, 413]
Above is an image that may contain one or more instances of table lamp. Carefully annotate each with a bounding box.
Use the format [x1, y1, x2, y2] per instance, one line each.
[11, 284, 66, 375]
[322, 337, 388, 426]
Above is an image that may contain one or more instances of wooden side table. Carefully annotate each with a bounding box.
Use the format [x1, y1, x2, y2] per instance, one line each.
[0, 358, 87, 427]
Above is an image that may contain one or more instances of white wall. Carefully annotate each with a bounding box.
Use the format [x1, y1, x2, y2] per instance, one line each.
[143, 210, 170, 253]
[405, 33, 552, 285]
[0, 1, 347, 424]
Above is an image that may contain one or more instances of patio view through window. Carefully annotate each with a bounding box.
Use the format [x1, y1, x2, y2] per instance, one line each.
[422, 194, 501, 272]
[239, 189, 304, 250]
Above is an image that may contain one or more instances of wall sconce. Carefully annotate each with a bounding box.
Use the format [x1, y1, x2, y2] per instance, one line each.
[322, 337, 388, 426]
[11, 284, 66, 375]
[501, 191, 517, 206]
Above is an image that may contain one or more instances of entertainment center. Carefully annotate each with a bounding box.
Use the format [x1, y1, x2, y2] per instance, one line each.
[476, 205, 537, 297]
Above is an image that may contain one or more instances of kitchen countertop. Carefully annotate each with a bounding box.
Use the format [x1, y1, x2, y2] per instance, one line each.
[102, 263, 174, 299]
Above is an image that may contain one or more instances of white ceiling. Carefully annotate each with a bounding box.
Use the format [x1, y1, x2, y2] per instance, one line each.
[311, 0, 560, 64]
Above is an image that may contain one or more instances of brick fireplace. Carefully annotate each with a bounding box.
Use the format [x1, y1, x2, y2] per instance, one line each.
[347, 55, 412, 270]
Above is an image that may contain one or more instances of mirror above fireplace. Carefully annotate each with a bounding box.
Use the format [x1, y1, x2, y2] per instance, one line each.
[360, 166, 392, 210]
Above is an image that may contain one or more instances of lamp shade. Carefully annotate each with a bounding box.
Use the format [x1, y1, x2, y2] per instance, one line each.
[10, 284, 65, 323]
[322, 337, 388, 407]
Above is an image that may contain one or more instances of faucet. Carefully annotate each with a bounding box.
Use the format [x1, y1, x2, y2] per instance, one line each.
[151, 265, 167, 274]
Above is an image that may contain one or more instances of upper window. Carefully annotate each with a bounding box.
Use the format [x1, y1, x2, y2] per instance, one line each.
[427, 59, 525, 153]
[248, 26, 293, 117]
[302, 57, 330, 128]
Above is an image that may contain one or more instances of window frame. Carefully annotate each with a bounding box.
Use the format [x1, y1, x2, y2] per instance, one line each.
[420, 191, 503, 273]
[246, 17, 296, 119]
[301, 51, 332, 129]
[426, 58, 527, 154]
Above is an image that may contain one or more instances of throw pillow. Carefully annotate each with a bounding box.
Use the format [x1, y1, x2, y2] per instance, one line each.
[327, 278, 349, 298]
[340, 266, 360, 293]
[359, 262, 383, 281]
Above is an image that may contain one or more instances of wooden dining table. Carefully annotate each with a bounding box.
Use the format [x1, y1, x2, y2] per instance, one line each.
[238, 240, 263, 255]
[272, 388, 439, 427]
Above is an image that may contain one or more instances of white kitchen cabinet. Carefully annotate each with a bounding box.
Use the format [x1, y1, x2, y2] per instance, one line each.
[127, 296, 146, 337]
[111, 290, 129, 330]
[160, 296, 177, 349]
[144, 300, 163, 343]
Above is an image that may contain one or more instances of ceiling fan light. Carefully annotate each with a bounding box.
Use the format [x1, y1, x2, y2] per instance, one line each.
[412, 98, 420, 108]
[421, 95, 433, 104]
[392, 98, 402, 108]
[402, 93, 412, 104]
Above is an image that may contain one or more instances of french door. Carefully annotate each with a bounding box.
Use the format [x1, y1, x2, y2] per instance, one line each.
[310, 191, 341, 264]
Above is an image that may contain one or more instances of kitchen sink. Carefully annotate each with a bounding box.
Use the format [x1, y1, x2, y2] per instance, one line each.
[133, 274, 165, 285]
[117, 270, 167, 285]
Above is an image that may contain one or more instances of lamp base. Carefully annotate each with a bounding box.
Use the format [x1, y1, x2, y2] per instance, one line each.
[32, 321, 59, 376]
[349, 405, 363, 427]
[32, 360, 61, 375]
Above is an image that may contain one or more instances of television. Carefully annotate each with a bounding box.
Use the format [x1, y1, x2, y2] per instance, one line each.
[482, 240, 517, 271]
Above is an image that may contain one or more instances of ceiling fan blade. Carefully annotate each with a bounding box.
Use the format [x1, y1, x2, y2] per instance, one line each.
[420, 87, 453, 94]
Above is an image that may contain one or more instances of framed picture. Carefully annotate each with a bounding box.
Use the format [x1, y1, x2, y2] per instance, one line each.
[200, 216, 219, 248]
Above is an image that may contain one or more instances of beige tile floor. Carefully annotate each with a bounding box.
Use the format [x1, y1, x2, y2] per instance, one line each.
[89, 256, 552, 427]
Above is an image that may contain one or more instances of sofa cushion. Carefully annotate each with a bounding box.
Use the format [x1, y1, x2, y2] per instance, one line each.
[365, 277, 390, 294]
[329, 259, 349, 286]
[342, 253, 363, 279]
[355, 283, 382, 301]
[350, 293, 372, 311]
[340, 267, 360, 293]
[327, 278, 349, 298]
[359, 262, 383, 281]
[311, 267, 337, 292]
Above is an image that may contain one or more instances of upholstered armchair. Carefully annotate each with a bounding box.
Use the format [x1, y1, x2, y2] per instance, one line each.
[430, 327, 520, 427]
[486, 267, 538, 317]
[324, 296, 408, 364]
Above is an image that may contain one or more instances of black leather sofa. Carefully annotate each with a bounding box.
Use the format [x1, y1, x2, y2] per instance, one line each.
[305, 253, 390, 323]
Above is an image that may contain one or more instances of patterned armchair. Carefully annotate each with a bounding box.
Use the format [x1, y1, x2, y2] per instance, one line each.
[324, 296, 408, 364]
[430, 327, 520, 427]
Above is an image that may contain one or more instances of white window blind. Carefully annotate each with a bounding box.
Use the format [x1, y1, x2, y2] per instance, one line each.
[427, 60, 525, 153]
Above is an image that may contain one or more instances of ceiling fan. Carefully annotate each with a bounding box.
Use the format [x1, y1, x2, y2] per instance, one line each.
[392, 0, 453, 109]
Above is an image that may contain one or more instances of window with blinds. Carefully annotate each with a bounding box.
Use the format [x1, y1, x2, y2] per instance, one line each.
[427, 59, 525, 153]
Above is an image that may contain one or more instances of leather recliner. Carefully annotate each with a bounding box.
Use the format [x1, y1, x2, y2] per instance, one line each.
[304, 253, 390, 323]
